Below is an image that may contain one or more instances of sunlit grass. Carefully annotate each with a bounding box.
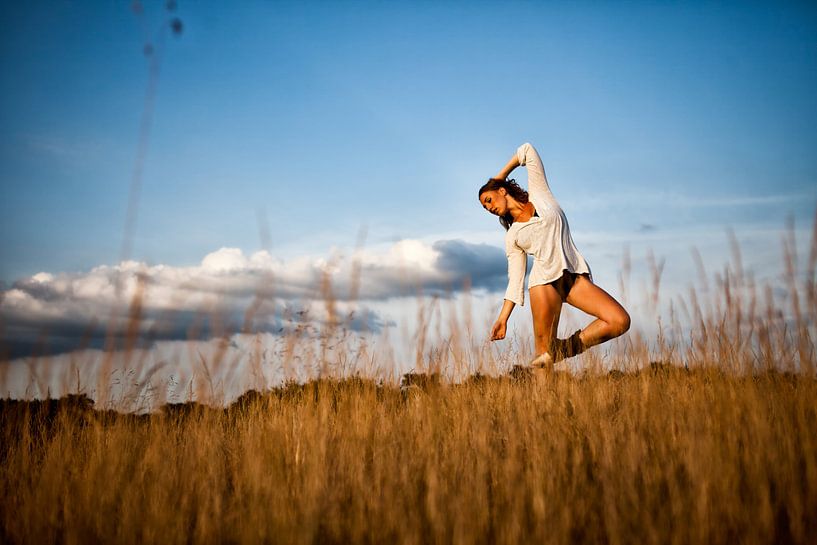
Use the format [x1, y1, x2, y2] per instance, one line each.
[1, 370, 815, 544]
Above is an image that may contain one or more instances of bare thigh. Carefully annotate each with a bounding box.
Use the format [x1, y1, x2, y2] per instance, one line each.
[565, 274, 629, 328]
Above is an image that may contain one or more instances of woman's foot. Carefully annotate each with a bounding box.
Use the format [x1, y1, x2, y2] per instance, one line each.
[529, 351, 554, 368]
[509, 354, 551, 379]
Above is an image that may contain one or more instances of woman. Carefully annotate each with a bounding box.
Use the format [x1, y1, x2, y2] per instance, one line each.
[479, 142, 630, 368]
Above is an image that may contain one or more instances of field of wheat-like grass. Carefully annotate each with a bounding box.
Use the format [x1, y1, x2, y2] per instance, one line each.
[1, 367, 815, 545]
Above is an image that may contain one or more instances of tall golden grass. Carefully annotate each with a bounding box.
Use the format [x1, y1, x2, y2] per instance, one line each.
[1, 370, 815, 544]
[1, 218, 815, 544]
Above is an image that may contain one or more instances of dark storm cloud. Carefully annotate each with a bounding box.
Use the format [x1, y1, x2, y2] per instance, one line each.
[431, 240, 507, 292]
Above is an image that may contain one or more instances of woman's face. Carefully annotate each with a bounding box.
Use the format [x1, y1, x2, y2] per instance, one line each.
[479, 189, 508, 217]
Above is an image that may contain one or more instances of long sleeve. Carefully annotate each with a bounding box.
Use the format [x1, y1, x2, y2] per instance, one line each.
[504, 236, 527, 306]
[516, 142, 555, 201]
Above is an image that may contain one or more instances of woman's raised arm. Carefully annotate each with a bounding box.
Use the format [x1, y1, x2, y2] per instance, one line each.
[515, 142, 553, 199]
[495, 153, 521, 181]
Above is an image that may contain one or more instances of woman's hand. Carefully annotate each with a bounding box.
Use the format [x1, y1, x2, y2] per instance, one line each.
[490, 319, 507, 341]
[490, 300, 515, 341]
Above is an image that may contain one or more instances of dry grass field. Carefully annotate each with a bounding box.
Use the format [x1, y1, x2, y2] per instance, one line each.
[1, 369, 816, 545]
[1, 224, 816, 544]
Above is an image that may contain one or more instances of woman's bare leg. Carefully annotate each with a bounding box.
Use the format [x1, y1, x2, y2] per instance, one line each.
[565, 274, 630, 348]
[529, 283, 563, 360]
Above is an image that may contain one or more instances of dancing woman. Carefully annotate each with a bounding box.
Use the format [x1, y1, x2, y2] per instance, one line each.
[478, 143, 630, 368]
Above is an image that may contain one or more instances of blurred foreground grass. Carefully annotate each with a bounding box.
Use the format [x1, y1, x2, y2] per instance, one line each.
[1, 367, 815, 545]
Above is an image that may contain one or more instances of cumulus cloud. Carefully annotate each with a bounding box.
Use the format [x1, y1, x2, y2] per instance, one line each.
[1, 239, 507, 358]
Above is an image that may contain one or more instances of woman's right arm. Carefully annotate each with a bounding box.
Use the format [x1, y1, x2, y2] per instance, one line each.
[491, 299, 516, 340]
[491, 242, 526, 341]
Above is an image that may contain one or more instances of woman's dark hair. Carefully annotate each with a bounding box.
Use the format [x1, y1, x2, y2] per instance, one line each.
[478, 178, 529, 231]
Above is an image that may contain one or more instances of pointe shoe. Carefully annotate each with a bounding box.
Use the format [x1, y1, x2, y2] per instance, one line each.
[529, 352, 554, 368]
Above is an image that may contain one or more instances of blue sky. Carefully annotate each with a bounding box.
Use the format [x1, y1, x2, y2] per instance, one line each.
[1, 0, 816, 361]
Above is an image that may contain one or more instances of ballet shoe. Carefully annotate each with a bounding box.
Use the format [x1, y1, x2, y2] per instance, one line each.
[529, 352, 554, 369]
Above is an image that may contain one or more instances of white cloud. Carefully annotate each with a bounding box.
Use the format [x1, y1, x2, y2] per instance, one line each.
[201, 247, 251, 272]
[0, 239, 508, 358]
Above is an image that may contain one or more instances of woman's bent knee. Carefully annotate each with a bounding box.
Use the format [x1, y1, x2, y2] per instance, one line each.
[609, 309, 631, 337]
